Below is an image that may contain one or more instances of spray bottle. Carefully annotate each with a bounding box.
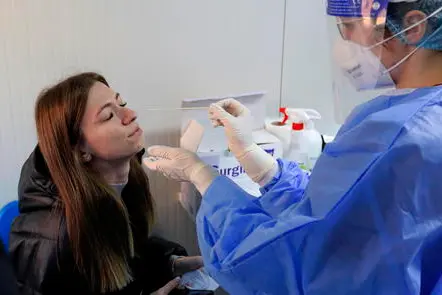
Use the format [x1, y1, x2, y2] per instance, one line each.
[285, 109, 322, 171]
[264, 107, 292, 156]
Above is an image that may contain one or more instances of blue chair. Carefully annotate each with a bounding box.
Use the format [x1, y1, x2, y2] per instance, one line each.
[0, 200, 19, 251]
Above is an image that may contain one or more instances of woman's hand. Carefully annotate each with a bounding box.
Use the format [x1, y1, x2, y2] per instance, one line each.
[150, 277, 181, 295]
[172, 255, 204, 276]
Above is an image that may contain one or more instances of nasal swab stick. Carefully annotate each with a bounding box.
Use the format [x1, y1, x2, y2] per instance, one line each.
[145, 107, 209, 111]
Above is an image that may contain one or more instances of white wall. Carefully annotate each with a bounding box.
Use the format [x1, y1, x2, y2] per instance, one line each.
[0, 0, 286, 256]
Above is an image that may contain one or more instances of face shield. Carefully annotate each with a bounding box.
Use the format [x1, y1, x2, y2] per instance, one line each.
[327, 0, 394, 123]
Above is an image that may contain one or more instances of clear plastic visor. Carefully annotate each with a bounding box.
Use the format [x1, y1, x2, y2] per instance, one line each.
[327, 5, 395, 123]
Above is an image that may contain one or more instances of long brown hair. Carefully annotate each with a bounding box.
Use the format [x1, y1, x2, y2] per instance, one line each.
[35, 72, 154, 293]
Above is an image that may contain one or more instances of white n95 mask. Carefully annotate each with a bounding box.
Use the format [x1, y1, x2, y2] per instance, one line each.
[333, 39, 395, 91]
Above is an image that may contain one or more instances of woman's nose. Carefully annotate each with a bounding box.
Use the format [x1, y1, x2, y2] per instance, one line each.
[121, 107, 137, 125]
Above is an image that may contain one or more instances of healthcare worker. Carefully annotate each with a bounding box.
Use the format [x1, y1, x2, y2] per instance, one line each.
[145, 0, 442, 294]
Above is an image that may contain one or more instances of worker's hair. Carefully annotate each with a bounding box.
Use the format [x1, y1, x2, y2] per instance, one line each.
[35, 72, 154, 293]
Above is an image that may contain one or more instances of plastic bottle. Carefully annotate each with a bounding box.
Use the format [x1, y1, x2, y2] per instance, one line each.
[264, 107, 292, 156]
[286, 109, 322, 171]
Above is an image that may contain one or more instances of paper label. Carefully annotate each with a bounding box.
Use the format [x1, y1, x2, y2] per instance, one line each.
[199, 144, 281, 197]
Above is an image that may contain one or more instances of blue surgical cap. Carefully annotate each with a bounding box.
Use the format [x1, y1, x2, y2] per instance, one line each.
[386, 0, 442, 50]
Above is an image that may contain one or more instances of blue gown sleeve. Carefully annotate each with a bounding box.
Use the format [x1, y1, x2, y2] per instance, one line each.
[196, 160, 316, 294]
[256, 159, 310, 217]
[196, 178, 314, 294]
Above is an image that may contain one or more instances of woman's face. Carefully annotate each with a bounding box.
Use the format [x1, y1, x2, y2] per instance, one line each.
[80, 82, 144, 161]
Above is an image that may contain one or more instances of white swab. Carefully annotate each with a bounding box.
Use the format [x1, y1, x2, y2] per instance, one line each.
[145, 107, 209, 111]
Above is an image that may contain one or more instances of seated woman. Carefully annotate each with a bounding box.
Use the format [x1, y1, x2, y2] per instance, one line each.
[8, 72, 202, 295]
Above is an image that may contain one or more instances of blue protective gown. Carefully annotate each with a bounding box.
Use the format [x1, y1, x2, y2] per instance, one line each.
[196, 86, 442, 295]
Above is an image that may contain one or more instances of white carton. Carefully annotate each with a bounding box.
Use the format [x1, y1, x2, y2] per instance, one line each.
[179, 91, 282, 220]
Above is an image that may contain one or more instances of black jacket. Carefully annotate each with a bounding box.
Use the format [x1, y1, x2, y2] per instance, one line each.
[9, 146, 187, 295]
[0, 241, 19, 295]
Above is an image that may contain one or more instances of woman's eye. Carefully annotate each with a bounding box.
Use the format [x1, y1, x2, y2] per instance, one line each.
[106, 113, 114, 121]
[119, 102, 127, 107]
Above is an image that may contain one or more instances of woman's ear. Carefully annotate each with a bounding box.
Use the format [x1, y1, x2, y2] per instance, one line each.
[78, 137, 92, 163]
[403, 10, 428, 44]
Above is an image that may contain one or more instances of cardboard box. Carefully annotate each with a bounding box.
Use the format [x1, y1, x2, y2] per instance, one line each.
[179, 92, 282, 220]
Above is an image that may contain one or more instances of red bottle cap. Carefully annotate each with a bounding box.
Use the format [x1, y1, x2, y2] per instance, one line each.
[292, 122, 304, 130]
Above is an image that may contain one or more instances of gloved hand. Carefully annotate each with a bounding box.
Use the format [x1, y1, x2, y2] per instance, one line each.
[208, 98, 254, 156]
[143, 146, 218, 195]
[150, 277, 181, 295]
[209, 98, 277, 185]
